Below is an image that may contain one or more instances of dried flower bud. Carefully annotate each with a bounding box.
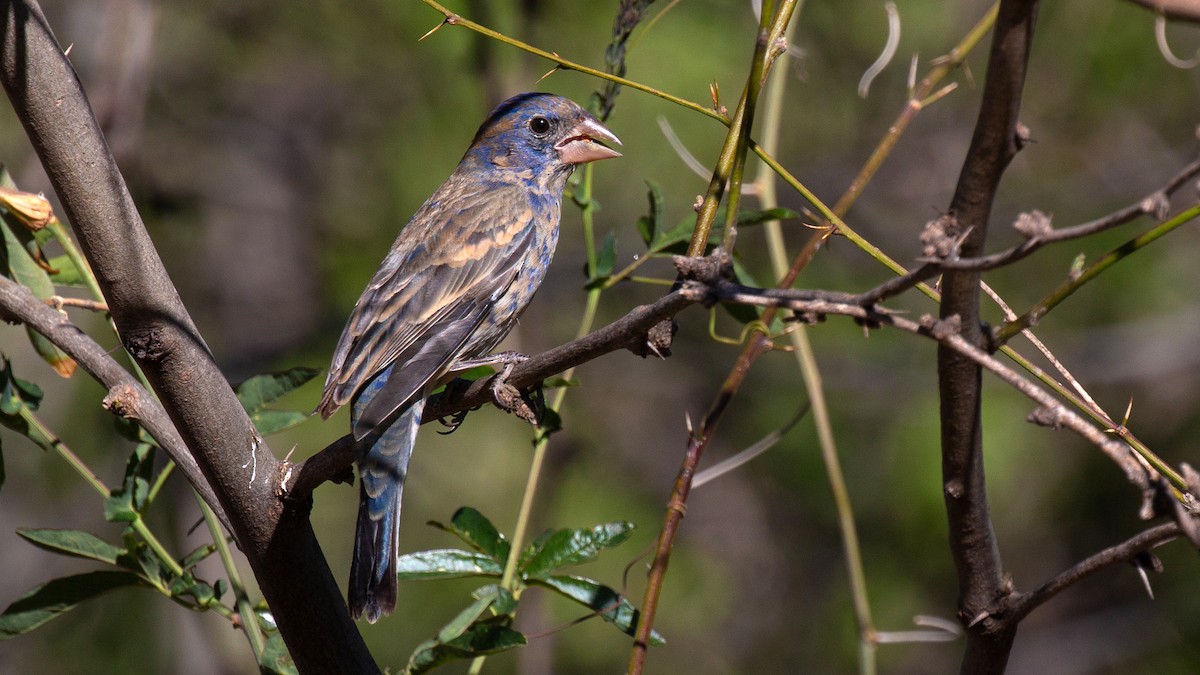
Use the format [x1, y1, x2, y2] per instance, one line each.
[0, 186, 54, 230]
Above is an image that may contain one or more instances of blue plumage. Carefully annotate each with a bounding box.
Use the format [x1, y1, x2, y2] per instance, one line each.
[317, 93, 620, 622]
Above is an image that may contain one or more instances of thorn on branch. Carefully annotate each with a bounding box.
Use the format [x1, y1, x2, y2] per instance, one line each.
[1131, 551, 1163, 599]
[1013, 121, 1033, 151]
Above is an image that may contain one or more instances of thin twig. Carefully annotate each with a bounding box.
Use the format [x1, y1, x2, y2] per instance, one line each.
[933, 157, 1200, 272]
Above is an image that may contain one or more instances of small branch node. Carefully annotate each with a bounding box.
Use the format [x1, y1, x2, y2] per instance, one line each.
[1141, 192, 1171, 220]
[919, 213, 962, 259]
[102, 382, 142, 419]
[1012, 209, 1052, 239]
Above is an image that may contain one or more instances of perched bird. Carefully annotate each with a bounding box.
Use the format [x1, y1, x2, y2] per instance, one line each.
[317, 93, 621, 623]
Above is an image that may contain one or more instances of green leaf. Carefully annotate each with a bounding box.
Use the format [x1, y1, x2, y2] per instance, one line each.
[596, 231, 617, 278]
[0, 571, 144, 640]
[406, 617, 525, 675]
[0, 359, 43, 413]
[0, 358, 55, 449]
[542, 376, 578, 389]
[234, 367, 320, 413]
[437, 586, 498, 643]
[168, 573, 218, 607]
[429, 507, 511, 564]
[395, 549, 504, 581]
[260, 630, 299, 675]
[43, 254, 87, 287]
[17, 529, 124, 566]
[533, 574, 665, 645]
[736, 206, 801, 227]
[519, 522, 635, 579]
[635, 181, 664, 246]
[119, 530, 166, 588]
[584, 231, 618, 290]
[180, 543, 219, 570]
[249, 410, 309, 436]
[536, 408, 563, 439]
[651, 214, 698, 252]
[103, 443, 155, 522]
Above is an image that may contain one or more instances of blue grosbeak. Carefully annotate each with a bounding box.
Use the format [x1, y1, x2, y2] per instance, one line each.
[317, 93, 620, 622]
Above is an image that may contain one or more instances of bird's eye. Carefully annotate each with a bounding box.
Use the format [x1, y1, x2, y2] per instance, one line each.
[529, 116, 551, 135]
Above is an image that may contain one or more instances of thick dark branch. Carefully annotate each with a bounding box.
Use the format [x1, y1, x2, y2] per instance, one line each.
[0, 2, 375, 672]
[0, 276, 229, 530]
[289, 287, 696, 497]
[936, 1, 1039, 671]
[933, 157, 1200, 272]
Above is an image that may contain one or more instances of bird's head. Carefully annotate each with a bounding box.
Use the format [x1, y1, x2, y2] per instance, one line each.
[463, 93, 621, 187]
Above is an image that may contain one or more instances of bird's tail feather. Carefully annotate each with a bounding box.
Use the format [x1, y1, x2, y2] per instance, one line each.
[348, 399, 423, 623]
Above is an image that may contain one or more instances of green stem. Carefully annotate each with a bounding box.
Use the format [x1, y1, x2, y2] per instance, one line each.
[198, 494, 266, 662]
[996, 205, 1200, 343]
[419, 0, 723, 123]
[752, 7, 876, 673]
[19, 408, 185, 582]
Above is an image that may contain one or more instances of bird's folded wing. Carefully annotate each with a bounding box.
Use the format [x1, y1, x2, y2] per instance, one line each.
[318, 188, 535, 425]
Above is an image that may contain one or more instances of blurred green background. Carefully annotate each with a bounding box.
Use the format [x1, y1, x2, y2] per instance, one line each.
[2, 0, 1200, 673]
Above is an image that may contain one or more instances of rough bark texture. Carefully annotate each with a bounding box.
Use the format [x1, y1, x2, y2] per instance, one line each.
[0, 2, 376, 672]
[936, 1, 1039, 672]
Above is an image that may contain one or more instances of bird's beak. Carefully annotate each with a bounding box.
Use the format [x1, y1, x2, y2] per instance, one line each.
[556, 117, 622, 164]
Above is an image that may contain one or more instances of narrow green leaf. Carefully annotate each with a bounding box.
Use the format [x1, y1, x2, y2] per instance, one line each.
[260, 630, 299, 675]
[249, 410, 309, 436]
[234, 367, 321, 413]
[636, 181, 664, 247]
[395, 549, 504, 581]
[436, 586, 497, 643]
[736, 206, 801, 227]
[406, 617, 525, 675]
[180, 543, 219, 570]
[542, 376, 578, 389]
[104, 443, 155, 522]
[17, 528, 124, 566]
[533, 574, 666, 645]
[43, 254, 86, 287]
[429, 508, 511, 564]
[596, 231, 617, 278]
[491, 585, 516, 615]
[519, 522, 635, 579]
[584, 231, 619, 290]
[0, 571, 144, 640]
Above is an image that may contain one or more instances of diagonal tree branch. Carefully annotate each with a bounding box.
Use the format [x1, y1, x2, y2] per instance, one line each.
[289, 287, 696, 497]
[1006, 522, 1181, 624]
[0, 275, 230, 530]
[0, 2, 374, 672]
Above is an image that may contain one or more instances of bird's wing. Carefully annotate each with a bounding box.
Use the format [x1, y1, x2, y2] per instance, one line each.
[317, 181, 534, 434]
